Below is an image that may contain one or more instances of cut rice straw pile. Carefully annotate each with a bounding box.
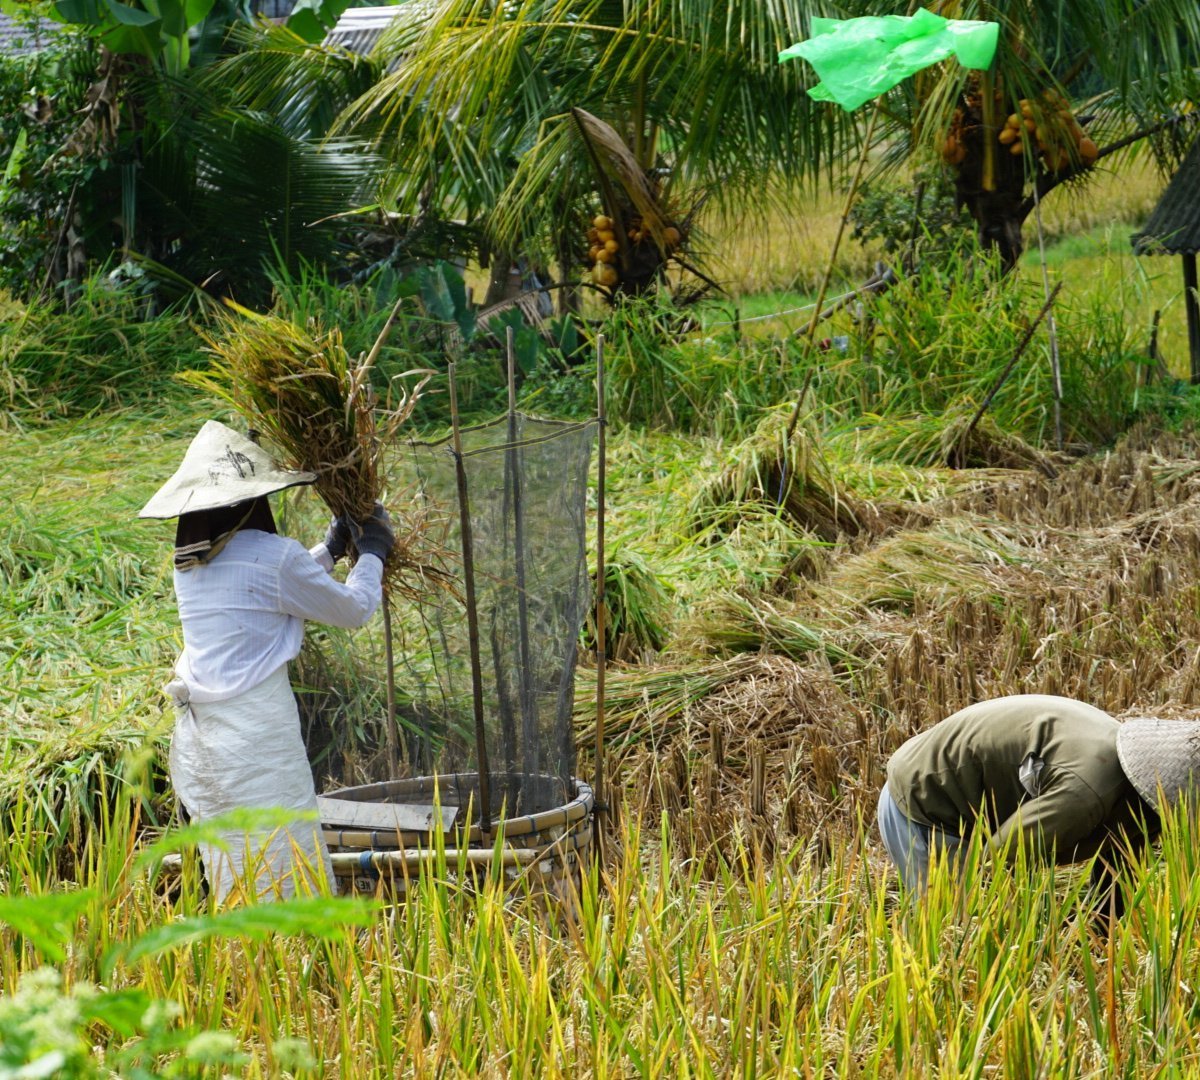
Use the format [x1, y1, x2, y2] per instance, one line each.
[186, 304, 450, 601]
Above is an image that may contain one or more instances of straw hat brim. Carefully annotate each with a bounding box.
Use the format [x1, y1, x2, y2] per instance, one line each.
[1116, 718, 1200, 812]
[139, 420, 315, 520]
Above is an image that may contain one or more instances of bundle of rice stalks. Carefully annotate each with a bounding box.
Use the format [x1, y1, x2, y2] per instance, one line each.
[690, 406, 865, 542]
[684, 591, 852, 666]
[841, 411, 1055, 477]
[584, 546, 673, 662]
[815, 518, 1031, 613]
[942, 412, 1058, 476]
[187, 305, 447, 600]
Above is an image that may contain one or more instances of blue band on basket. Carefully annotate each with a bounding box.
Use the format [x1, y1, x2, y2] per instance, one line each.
[359, 851, 380, 879]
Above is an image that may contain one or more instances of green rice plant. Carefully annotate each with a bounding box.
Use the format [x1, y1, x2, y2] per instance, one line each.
[10, 719, 1200, 1075]
[585, 545, 673, 662]
[0, 280, 205, 422]
[800, 251, 1148, 456]
[598, 293, 802, 438]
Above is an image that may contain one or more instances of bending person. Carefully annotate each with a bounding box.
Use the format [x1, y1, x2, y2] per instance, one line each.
[878, 694, 1200, 909]
[140, 420, 395, 902]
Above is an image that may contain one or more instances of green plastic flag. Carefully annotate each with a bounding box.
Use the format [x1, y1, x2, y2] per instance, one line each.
[779, 9, 999, 112]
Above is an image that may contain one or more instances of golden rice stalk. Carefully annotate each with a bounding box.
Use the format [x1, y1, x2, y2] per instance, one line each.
[185, 303, 449, 600]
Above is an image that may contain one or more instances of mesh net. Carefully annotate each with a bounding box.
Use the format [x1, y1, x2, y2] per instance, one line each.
[398, 414, 596, 816]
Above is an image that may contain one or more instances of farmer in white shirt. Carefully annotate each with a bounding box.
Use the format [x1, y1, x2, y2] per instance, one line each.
[140, 420, 395, 902]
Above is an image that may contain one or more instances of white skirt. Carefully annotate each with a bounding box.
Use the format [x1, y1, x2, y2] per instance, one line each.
[167, 664, 335, 902]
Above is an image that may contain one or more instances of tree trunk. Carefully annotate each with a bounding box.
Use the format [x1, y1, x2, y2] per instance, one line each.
[483, 252, 522, 307]
[951, 105, 1029, 271]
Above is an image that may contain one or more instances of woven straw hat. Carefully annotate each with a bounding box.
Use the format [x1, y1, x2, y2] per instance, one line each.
[139, 420, 315, 519]
[1116, 718, 1200, 812]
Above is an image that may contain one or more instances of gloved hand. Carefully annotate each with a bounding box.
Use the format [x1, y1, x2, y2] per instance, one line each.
[322, 516, 353, 563]
[354, 503, 395, 564]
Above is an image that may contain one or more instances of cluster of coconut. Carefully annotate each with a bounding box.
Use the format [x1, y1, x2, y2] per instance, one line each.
[586, 212, 684, 288]
[997, 91, 1099, 172]
[587, 214, 621, 287]
[940, 89, 1099, 173]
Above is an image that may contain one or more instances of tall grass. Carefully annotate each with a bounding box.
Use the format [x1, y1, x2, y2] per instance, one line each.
[8, 746, 1200, 1076]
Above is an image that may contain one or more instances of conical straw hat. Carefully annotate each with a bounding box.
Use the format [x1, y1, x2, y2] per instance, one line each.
[139, 420, 315, 519]
[1116, 718, 1200, 812]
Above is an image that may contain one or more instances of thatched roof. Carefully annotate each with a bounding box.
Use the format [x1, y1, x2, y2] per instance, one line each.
[1132, 137, 1200, 256]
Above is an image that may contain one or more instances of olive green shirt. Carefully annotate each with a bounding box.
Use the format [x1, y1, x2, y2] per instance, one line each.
[886, 695, 1151, 863]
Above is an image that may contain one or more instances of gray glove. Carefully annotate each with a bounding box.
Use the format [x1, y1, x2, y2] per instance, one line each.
[322, 516, 353, 562]
[354, 503, 394, 564]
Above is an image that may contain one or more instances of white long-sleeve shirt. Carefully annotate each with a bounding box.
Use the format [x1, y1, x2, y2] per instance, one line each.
[172, 529, 383, 703]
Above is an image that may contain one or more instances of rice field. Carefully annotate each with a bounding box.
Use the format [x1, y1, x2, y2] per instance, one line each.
[9, 160, 1200, 1075]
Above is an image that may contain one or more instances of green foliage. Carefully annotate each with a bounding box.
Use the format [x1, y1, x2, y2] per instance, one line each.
[283, 0, 353, 44]
[0, 34, 97, 298]
[599, 293, 800, 436]
[850, 166, 977, 264]
[129, 78, 382, 303]
[0, 794, 373, 1078]
[807, 253, 1149, 456]
[518, 345, 595, 419]
[50, 0, 244, 73]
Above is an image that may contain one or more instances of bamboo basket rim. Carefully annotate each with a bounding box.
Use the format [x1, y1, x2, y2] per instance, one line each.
[321, 773, 594, 851]
[329, 822, 594, 882]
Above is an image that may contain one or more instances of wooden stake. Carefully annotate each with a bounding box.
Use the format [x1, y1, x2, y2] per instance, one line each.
[593, 335, 608, 856]
[506, 327, 538, 804]
[449, 363, 492, 833]
[801, 104, 881, 347]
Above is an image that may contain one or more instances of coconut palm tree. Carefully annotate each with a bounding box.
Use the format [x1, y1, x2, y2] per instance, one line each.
[214, 0, 1200, 297]
[828, 0, 1200, 268]
[217, 0, 851, 305]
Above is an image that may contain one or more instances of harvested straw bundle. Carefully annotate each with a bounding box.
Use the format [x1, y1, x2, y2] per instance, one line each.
[188, 304, 446, 600]
[690, 407, 865, 542]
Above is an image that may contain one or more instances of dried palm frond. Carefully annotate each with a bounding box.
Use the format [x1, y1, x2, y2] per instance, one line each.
[185, 303, 450, 600]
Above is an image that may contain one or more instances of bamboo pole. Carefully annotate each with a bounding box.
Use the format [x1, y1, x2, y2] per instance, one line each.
[357, 292, 410, 777]
[448, 363, 492, 834]
[1032, 182, 1064, 450]
[506, 328, 538, 803]
[593, 334, 608, 856]
[800, 104, 881, 347]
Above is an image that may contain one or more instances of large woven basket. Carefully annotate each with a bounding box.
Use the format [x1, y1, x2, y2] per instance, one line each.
[321, 772, 594, 903]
